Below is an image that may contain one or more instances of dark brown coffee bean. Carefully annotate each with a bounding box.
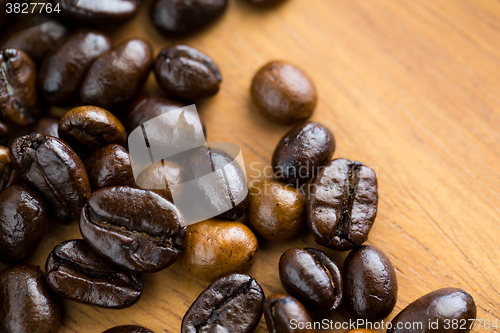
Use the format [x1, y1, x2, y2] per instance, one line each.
[135, 160, 183, 202]
[343, 245, 398, 320]
[264, 294, 315, 333]
[84, 144, 135, 191]
[251, 61, 317, 124]
[46, 239, 143, 308]
[1, 17, 69, 63]
[279, 248, 342, 313]
[155, 44, 221, 100]
[0, 48, 41, 126]
[308, 158, 378, 251]
[0, 184, 48, 264]
[0, 264, 61, 333]
[181, 273, 265, 333]
[388, 288, 477, 333]
[39, 30, 112, 106]
[0, 120, 7, 145]
[31, 116, 60, 138]
[80, 38, 153, 110]
[0, 145, 15, 191]
[126, 95, 184, 131]
[103, 326, 155, 333]
[248, 179, 306, 242]
[58, 105, 127, 154]
[52, 0, 140, 25]
[151, 0, 228, 37]
[9, 133, 91, 224]
[79, 186, 187, 273]
[272, 121, 335, 185]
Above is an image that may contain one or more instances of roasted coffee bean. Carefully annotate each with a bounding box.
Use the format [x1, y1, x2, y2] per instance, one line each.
[103, 326, 155, 333]
[126, 95, 184, 131]
[251, 61, 317, 124]
[0, 48, 41, 126]
[135, 160, 183, 202]
[0, 185, 47, 264]
[0, 264, 61, 333]
[58, 105, 127, 154]
[279, 248, 342, 313]
[188, 147, 248, 220]
[181, 273, 265, 333]
[272, 121, 335, 185]
[84, 144, 135, 191]
[154, 44, 221, 100]
[151, 0, 228, 37]
[80, 38, 153, 110]
[343, 245, 398, 320]
[264, 294, 315, 333]
[1, 17, 69, 63]
[308, 158, 378, 251]
[388, 288, 477, 333]
[179, 219, 258, 281]
[46, 239, 143, 308]
[32, 116, 60, 138]
[39, 30, 112, 106]
[0, 145, 15, 191]
[52, 0, 140, 25]
[79, 186, 187, 273]
[9, 133, 91, 224]
[0, 120, 7, 145]
[248, 179, 306, 242]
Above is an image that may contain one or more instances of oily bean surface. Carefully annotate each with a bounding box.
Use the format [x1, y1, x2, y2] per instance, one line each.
[135, 159, 183, 202]
[52, 0, 140, 25]
[0, 120, 7, 145]
[103, 326, 155, 333]
[308, 158, 378, 251]
[264, 294, 315, 333]
[32, 116, 60, 138]
[181, 273, 264, 333]
[0, 145, 15, 191]
[126, 95, 185, 131]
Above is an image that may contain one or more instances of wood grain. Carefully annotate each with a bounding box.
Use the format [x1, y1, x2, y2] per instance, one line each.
[2, 0, 500, 332]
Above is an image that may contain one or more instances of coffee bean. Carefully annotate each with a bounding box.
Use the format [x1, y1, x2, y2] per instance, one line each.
[343, 245, 398, 320]
[58, 105, 127, 154]
[272, 121, 335, 185]
[135, 160, 183, 202]
[45, 239, 143, 308]
[181, 273, 265, 333]
[84, 144, 136, 191]
[10, 133, 91, 224]
[31, 116, 60, 138]
[251, 61, 317, 124]
[52, 0, 140, 25]
[80, 38, 153, 110]
[79, 186, 187, 273]
[0, 120, 8, 145]
[0, 184, 48, 264]
[307, 158, 378, 251]
[39, 30, 112, 106]
[155, 44, 221, 100]
[179, 219, 258, 281]
[126, 95, 184, 131]
[0, 48, 41, 126]
[0, 145, 15, 191]
[103, 326, 155, 333]
[248, 179, 306, 242]
[279, 248, 342, 313]
[388, 288, 476, 333]
[0, 264, 61, 333]
[264, 294, 315, 333]
[151, 0, 228, 37]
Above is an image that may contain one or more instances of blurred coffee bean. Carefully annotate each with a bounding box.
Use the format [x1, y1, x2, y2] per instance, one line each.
[52, 0, 140, 25]
[0, 120, 7, 145]
[135, 159, 183, 202]
[0, 146, 15, 191]
[264, 294, 315, 333]
[126, 95, 184, 131]
[31, 116, 60, 138]
[103, 326, 155, 333]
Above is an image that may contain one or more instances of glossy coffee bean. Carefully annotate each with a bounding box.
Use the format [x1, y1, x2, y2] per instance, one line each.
[39, 30, 112, 106]
[308, 158, 378, 251]
[388, 288, 477, 333]
[0, 146, 15, 191]
[46, 239, 143, 308]
[126, 95, 184, 131]
[179, 219, 258, 281]
[0, 120, 8, 145]
[343, 245, 398, 320]
[52, 0, 140, 25]
[9, 133, 91, 224]
[135, 160, 183, 202]
[151, 0, 228, 37]
[273, 121, 335, 185]
[0, 48, 41, 126]
[84, 144, 135, 191]
[103, 326, 155, 333]
[32, 116, 60, 138]
[155, 44, 221, 100]
[248, 179, 306, 242]
[264, 294, 315, 333]
[251, 61, 317, 124]
[0, 264, 61, 333]
[279, 248, 342, 313]
[181, 273, 264, 333]
[58, 105, 127, 154]
[79, 186, 187, 273]
[0, 184, 48, 264]
[1, 17, 69, 63]
[80, 38, 153, 110]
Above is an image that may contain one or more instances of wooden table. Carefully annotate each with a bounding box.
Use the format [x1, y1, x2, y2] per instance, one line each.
[2, 0, 500, 332]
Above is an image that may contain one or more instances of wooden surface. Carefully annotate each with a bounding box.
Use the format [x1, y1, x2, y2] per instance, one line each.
[2, 0, 500, 332]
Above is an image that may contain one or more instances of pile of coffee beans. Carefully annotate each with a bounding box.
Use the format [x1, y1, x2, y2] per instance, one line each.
[0, 1, 478, 333]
